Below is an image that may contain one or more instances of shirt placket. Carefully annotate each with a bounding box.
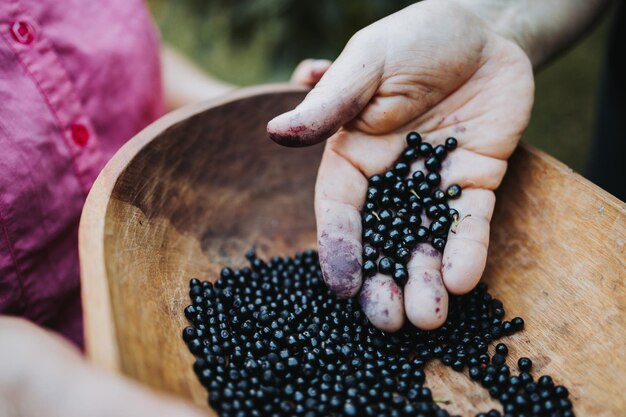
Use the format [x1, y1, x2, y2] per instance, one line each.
[2, 1, 103, 194]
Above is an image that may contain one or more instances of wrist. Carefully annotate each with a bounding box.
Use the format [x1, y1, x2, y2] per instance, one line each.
[444, 0, 533, 58]
[446, 0, 611, 68]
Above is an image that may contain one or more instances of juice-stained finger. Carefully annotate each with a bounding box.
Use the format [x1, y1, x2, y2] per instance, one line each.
[317, 203, 363, 298]
[359, 273, 405, 332]
[316, 145, 368, 298]
[442, 188, 495, 294]
[404, 243, 448, 330]
[267, 32, 384, 147]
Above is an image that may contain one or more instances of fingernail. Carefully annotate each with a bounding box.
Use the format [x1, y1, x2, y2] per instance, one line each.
[318, 233, 361, 298]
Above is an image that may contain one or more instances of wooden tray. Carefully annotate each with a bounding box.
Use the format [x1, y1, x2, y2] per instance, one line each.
[79, 85, 625, 416]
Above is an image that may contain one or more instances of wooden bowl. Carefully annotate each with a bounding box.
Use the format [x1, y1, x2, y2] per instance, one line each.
[79, 85, 625, 416]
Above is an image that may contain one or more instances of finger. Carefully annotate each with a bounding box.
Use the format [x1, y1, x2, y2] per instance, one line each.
[325, 130, 405, 178]
[267, 32, 384, 147]
[404, 243, 448, 330]
[290, 59, 332, 86]
[359, 274, 405, 332]
[442, 188, 495, 294]
[316, 144, 367, 298]
[437, 148, 507, 191]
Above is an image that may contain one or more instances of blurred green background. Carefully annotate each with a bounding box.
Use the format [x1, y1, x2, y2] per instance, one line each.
[148, 0, 610, 174]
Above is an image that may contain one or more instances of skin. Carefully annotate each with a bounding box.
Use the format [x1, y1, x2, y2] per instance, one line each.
[161, 45, 235, 110]
[359, 274, 404, 332]
[274, 0, 609, 331]
[0, 317, 206, 417]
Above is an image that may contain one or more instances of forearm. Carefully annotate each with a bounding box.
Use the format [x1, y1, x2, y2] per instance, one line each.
[0, 317, 203, 417]
[161, 45, 234, 110]
[450, 0, 612, 68]
[0, 317, 82, 413]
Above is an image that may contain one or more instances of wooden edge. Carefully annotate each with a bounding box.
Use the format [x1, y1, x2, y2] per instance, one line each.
[519, 142, 625, 209]
[78, 83, 309, 371]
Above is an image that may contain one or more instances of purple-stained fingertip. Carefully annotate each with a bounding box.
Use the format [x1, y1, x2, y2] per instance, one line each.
[317, 233, 362, 298]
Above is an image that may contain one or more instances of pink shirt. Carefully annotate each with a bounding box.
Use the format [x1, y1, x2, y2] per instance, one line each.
[0, 0, 164, 348]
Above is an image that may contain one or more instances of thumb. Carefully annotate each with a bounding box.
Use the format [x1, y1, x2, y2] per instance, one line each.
[268, 32, 384, 147]
[290, 59, 333, 87]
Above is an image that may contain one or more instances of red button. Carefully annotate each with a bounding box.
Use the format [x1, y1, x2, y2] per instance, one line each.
[70, 123, 89, 146]
[10, 21, 35, 45]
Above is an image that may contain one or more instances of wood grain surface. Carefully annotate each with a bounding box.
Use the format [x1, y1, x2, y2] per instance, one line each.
[79, 85, 625, 417]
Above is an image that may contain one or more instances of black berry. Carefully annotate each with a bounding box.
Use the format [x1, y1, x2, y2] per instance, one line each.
[445, 137, 458, 150]
[406, 131, 422, 147]
[446, 184, 462, 199]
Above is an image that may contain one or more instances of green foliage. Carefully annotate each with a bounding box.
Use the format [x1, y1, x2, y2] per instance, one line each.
[149, 0, 415, 83]
[525, 24, 608, 172]
[148, 0, 609, 172]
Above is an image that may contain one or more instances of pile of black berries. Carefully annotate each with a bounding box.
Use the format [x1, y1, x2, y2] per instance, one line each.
[362, 132, 463, 285]
[182, 250, 575, 417]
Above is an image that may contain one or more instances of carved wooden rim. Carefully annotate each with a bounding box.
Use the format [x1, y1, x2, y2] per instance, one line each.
[78, 84, 309, 371]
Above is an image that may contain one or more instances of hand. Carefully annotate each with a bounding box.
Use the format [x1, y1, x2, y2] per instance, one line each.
[0, 317, 204, 417]
[269, 0, 533, 331]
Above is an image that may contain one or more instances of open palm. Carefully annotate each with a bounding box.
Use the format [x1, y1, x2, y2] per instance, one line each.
[268, 1, 534, 331]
